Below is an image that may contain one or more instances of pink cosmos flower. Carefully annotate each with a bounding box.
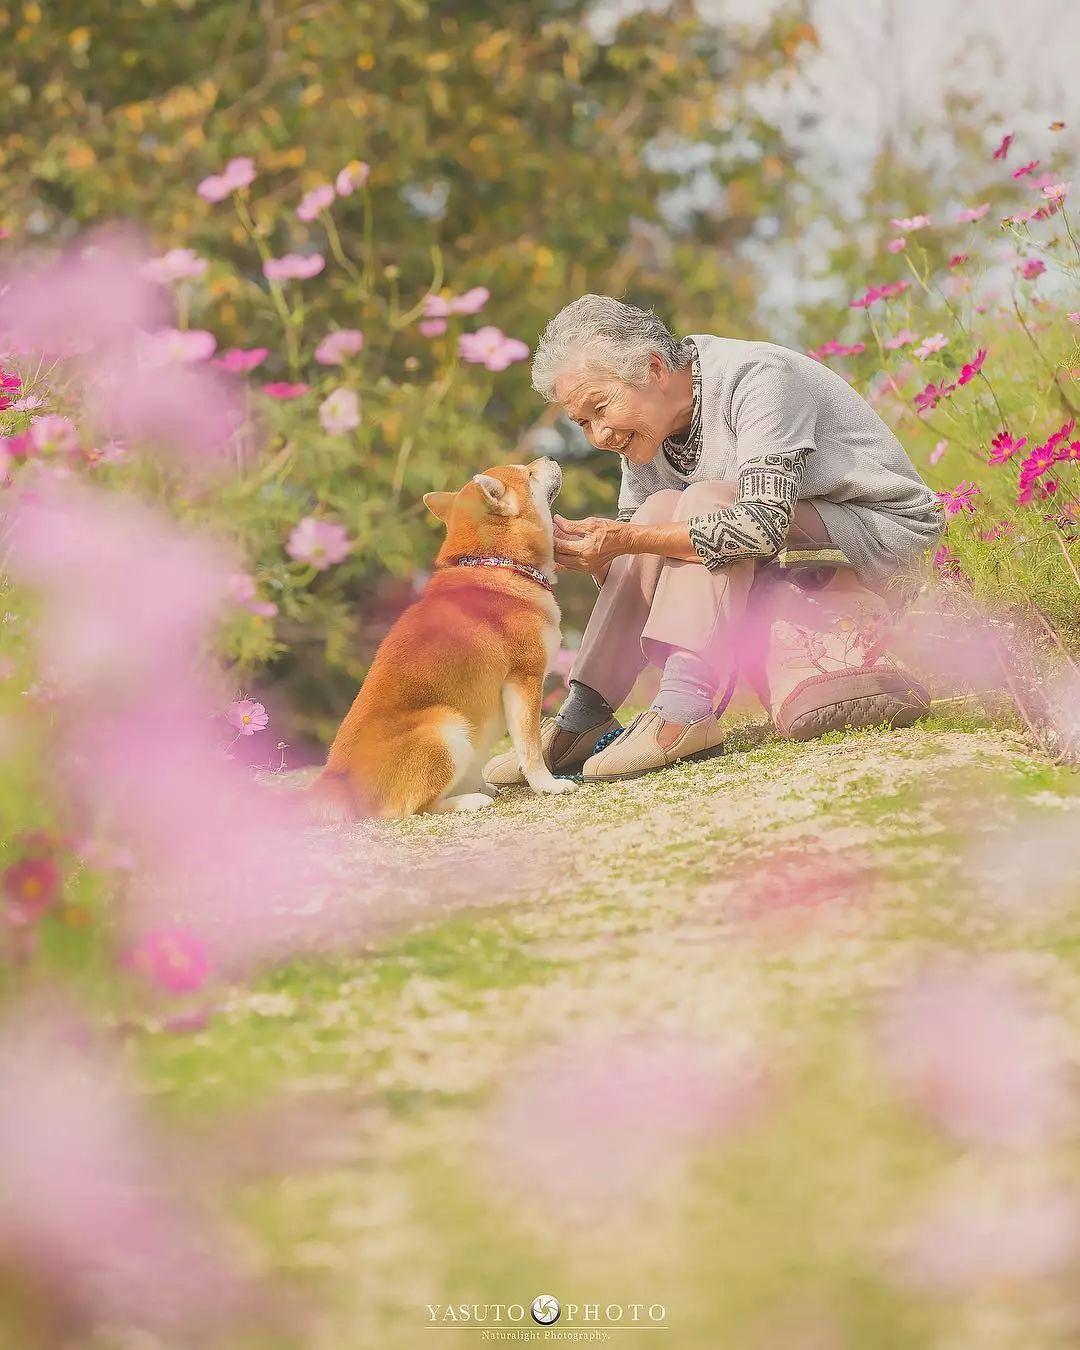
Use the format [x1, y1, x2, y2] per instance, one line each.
[1012, 159, 1039, 179]
[956, 202, 990, 223]
[418, 318, 448, 337]
[225, 572, 277, 618]
[988, 430, 1026, 464]
[29, 414, 79, 455]
[891, 214, 930, 231]
[227, 699, 269, 737]
[956, 347, 988, 385]
[3, 856, 61, 924]
[458, 325, 530, 371]
[849, 280, 910, 309]
[262, 254, 325, 282]
[124, 928, 211, 994]
[886, 237, 906, 253]
[262, 382, 309, 399]
[878, 961, 1070, 1149]
[212, 347, 268, 373]
[1028, 170, 1057, 191]
[929, 439, 948, 465]
[936, 481, 980, 515]
[318, 387, 361, 435]
[992, 132, 1013, 160]
[141, 249, 207, 284]
[913, 332, 948, 359]
[141, 328, 217, 366]
[1020, 258, 1046, 280]
[334, 161, 370, 196]
[1067, 312, 1080, 324]
[1042, 180, 1071, 202]
[286, 517, 351, 569]
[314, 329, 364, 365]
[10, 395, 43, 411]
[883, 329, 918, 350]
[423, 286, 491, 318]
[947, 253, 968, 268]
[296, 184, 335, 221]
[1004, 206, 1040, 225]
[913, 379, 956, 413]
[196, 156, 256, 203]
[806, 339, 867, 360]
[980, 519, 1014, 542]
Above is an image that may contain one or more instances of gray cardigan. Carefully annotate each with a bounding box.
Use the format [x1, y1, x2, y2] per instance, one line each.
[617, 335, 943, 584]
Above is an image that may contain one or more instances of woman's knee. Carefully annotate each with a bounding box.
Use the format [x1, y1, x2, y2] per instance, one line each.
[674, 480, 737, 520]
[630, 489, 682, 524]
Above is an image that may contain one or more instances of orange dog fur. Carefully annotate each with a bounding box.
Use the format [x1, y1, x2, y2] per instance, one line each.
[309, 457, 576, 820]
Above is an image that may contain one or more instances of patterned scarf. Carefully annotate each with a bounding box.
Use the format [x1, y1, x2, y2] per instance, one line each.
[659, 337, 703, 475]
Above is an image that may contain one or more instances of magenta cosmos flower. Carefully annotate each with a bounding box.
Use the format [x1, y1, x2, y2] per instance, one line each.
[936, 482, 981, 515]
[956, 348, 988, 386]
[227, 698, 269, 735]
[1020, 259, 1046, 280]
[125, 928, 211, 994]
[197, 156, 256, 203]
[297, 184, 336, 221]
[262, 381, 309, 399]
[992, 132, 1014, 160]
[212, 347, 268, 373]
[287, 517, 351, 569]
[335, 161, 370, 196]
[314, 329, 364, 365]
[458, 325, 530, 371]
[3, 856, 61, 923]
[1012, 159, 1039, 179]
[988, 430, 1027, 464]
[263, 253, 325, 282]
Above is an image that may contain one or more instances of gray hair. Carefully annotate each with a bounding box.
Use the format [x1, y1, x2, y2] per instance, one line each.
[531, 294, 690, 402]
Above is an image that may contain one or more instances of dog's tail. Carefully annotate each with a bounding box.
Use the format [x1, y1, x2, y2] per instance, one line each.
[306, 767, 362, 824]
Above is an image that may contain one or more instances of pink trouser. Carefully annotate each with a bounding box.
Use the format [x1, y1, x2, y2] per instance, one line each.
[571, 481, 833, 712]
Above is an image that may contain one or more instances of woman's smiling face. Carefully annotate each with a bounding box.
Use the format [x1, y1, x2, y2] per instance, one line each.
[554, 353, 690, 466]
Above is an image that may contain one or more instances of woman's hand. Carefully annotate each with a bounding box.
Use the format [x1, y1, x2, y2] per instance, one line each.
[553, 515, 629, 580]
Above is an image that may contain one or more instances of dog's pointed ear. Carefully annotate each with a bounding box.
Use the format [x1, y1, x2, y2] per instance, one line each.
[423, 491, 455, 523]
[472, 473, 514, 515]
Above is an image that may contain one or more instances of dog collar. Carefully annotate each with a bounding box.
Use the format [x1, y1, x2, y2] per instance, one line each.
[440, 555, 554, 591]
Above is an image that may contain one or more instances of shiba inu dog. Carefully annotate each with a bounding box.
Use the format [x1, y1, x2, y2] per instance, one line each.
[310, 457, 576, 820]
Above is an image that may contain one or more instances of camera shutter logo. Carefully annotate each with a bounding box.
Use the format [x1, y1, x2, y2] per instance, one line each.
[531, 1294, 561, 1325]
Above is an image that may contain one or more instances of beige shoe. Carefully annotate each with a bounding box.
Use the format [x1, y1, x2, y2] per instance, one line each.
[483, 715, 622, 788]
[581, 710, 724, 782]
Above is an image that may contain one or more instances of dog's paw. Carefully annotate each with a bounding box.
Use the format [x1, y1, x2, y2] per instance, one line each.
[538, 776, 578, 795]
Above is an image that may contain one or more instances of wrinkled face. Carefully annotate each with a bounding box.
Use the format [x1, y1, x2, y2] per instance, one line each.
[423, 458, 562, 561]
[555, 354, 685, 466]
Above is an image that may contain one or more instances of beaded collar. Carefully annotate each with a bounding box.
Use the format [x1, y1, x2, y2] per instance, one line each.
[439, 555, 554, 592]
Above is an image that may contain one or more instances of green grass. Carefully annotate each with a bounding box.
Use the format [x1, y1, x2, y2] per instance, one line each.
[131, 718, 1080, 1349]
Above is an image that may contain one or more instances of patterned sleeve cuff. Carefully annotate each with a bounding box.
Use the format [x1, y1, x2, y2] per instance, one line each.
[686, 451, 808, 569]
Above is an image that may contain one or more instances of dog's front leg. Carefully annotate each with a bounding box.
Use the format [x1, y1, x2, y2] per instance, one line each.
[502, 673, 577, 795]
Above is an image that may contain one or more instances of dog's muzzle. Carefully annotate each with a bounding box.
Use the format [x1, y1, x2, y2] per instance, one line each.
[537, 456, 563, 504]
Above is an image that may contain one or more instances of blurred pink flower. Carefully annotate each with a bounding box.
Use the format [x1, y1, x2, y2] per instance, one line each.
[913, 332, 948, 359]
[1012, 159, 1039, 179]
[125, 928, 211, 993]
[979, 519, 1013, 542]
[1042, 180, 1071, 202]
[807, 339, 867, 360]
[225, 572, 277, 617]
[483, 1033, 767, 1211]
[334, 161, 370, 196]
[956, 347, 988, 385]
[955, 202, 990, 222]
[10, 394, 43, 411]
[314, 329, 364, 365]
[1004, 206, 1039, 225]
[227, 699, 269, 737]
[929, 439, 948, 465]
[262, 253, 325, 281]
[262, 381, 309, 399]
[423, 286, 490, 318]
[296, 184, 335, 221]
[1020, 259, 1046, 280]
[212, 347, 268, 373]
[286, 517, 351, 569]
[1028, 170, 1057, 191]
[988, 430, 1026, 464]
[141, 249, 207, 284]
[891, 214, 931, 230]
[29, 414, 79, 455]
[883, 328, 918, 349]
[850, 280, 910, 309]
[196, 156, 256, 203]
[3, 856, 61, 924]
[992, 132, 1013, 159]
[913, 379, 956, 413]
[458, 325, 530, 371]
[141, 327, 217, 366]
[318, 387, 361, 435]
[1068, 311, 1080, 324]
[878, 961, 1070, 1148]
[936, 481, 980, 515]
[418, 318, 448, 337]
[947, 252, 968, 268]
[886, 237, 906, 253]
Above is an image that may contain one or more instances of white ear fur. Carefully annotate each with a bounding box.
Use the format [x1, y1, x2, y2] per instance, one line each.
[472, 473, 514, 514]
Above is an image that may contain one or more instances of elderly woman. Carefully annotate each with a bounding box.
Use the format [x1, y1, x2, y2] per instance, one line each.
[490, 294, 942, 786]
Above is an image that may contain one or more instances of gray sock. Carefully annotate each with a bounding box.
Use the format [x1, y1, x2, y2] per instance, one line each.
[555, 680, 614, 734]
[650, 648, 716, 725]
